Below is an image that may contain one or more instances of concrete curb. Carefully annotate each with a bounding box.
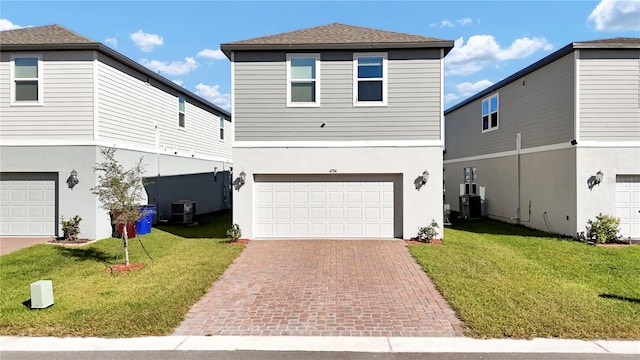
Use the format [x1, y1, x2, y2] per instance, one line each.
[1, 336, 638, 354]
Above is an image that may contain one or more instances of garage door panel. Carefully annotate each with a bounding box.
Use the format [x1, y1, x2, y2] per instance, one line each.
[616, 175, 640, 239]
[255, 176, 395, 238]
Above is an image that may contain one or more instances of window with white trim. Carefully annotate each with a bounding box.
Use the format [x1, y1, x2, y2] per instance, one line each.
[464, 167, 478, 195]
[219, 116, 224, 139]
[482, 94, 499, 132]
[286, 54, 319, 106]
[11, 55, 43, 104]
[353, 52, 387, 106]
[178, 97, 185, 128]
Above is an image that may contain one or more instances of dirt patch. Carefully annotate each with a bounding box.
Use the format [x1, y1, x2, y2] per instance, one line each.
[106, 262, 145, 273]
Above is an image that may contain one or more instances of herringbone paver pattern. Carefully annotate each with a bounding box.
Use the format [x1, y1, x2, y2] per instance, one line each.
[174, 240, 464, 337]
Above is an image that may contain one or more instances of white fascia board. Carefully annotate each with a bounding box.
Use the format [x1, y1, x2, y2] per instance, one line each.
[233, 140, 444, 148]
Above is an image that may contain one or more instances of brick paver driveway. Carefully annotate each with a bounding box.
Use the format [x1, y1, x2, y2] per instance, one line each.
[174, 240, 464, 337]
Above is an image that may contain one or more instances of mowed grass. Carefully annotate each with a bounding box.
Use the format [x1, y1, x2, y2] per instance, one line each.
[0, 211, 242, 337]
[409, 218, 640, 339]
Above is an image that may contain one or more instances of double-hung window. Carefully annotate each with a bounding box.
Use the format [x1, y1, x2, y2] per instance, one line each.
[178, 97, 185, 128]
[219, 116, 225, 139]
[353, 52, 387, 106]
[11, 55, 43, 105]
[482, 94, 499, 132]
[464, 167, 478, 195]
[287, 54, 319, 106]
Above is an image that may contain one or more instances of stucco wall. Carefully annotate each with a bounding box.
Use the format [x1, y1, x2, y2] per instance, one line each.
[233, 146, 443, 239]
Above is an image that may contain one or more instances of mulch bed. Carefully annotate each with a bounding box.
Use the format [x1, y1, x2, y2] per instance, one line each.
[405, 239, 443, 245]
[46, 238, 95, 247]
[106, 262, 145, 273]
[226, 239, 250, 245]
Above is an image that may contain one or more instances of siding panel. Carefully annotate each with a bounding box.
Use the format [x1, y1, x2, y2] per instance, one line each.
[445, 54, 575, 159]
[234, 49, 443, 141]
[579, 49, 640, 142]
[0, 51, 95, 141]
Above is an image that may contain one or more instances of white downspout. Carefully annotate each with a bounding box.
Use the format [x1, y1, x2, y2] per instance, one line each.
[516, 133, 522, 223]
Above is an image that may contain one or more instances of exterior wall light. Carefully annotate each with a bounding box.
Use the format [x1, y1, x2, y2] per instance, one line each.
[421, 170, 430, 184]
[415, 170, 429, 190]
[66, 169, 79, 189]
[594, 170, 604, 185]
[239, 171, 246, 186]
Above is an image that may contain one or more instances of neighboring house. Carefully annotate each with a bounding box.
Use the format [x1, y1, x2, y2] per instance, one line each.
[0, 24, 233, 240]
[221, 23, 453, 239]
[444, 38, 640, 239]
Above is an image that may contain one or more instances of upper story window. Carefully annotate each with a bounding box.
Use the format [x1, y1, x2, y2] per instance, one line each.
[11, 55, 43, 105]
[287, 54, 320, 107]
[482, 94, 499, 132]
[178, 97, 185, 128]
[219, 116, 225, 139]
[353, 52, 387, 106]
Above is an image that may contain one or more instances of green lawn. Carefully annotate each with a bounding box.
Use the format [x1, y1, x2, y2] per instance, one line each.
[0, 211, 242, 337]
[409, 218, 640, 340]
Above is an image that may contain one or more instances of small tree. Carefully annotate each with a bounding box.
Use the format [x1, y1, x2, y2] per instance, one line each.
[585, 213, 621, 244]
[90, 147, 148, 265]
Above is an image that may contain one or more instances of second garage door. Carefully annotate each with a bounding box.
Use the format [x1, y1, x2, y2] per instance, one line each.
[0, 173, 57, 236]
[255, 175, 395, 238]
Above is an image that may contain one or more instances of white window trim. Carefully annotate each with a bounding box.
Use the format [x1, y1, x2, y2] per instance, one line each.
[353, 52, 388, 107]
[286, 53, 320, 107]
[177, 96, 186, 130]
[10, 54, 44, 106]
[481, 93, 499, 133]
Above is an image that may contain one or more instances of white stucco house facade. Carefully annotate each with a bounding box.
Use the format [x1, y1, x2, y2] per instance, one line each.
[0, 24, 233, 240]
[221, 23, 453, 239]
[444, 37, 640, 240]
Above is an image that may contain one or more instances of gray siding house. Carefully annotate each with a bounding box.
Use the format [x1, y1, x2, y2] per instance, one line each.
[0, 24, 233, 240]
[221, 23, 453, 239]
[444, 38, 640, 239]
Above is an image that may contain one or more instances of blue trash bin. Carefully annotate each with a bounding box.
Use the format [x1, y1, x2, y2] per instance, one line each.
[136, 205, 156, 235]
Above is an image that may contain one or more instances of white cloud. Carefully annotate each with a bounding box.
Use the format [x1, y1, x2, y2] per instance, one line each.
[440, 20, 454, 28]
[195, 83, 231, 110]
[196, 48, 226, 60]
[139, 57, 198, 76]
[588, 0, 640, 31]
[172, 79, 184, 86]
[496, 37, 552, 60]
[445, 80, 494, 106]
[458, 18, 473, 26]
[0, 19, 23, 31]
[431, 18, 473, 28]
[104, 37, 118, 48]
[130, 30, 163, 52]
[445, 35, 552, 76]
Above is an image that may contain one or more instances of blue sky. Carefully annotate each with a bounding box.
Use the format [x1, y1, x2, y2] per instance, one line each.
[2, 0, 639, 111]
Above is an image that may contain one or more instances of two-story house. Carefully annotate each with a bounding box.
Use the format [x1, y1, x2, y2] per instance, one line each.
[444, 38, 640, 239]
[221, 23, 453, 239]
[0, 24, 233, 240]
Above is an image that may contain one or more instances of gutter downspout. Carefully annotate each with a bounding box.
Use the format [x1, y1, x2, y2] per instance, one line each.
[516, 133, 521, 223]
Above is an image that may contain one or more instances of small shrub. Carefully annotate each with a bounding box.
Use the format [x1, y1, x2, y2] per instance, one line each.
[61, 215, 82, 241]
[415, 219, 439, 243]
[226, 223, 242, 242]
[585, 213, 620, 244]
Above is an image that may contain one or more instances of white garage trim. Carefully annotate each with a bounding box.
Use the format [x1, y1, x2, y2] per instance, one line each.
[254, 174, 400, 239]
[615, 174, 640, 240]
[0, 173, 58, 236]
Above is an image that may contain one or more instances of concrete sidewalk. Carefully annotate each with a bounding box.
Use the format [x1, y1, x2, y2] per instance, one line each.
[1, 336, 638, 354]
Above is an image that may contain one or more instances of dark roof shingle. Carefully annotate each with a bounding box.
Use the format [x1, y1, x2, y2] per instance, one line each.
[221, 23, 453, 57]
[0, 24, 96, 45]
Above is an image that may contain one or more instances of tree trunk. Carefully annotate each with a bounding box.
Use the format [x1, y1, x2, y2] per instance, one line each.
[123, 225, 130, 265]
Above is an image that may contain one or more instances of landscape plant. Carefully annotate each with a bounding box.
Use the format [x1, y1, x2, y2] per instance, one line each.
[226, 223, 242, 242]
[415, 219, 439, 242]
[60, 215, 82, 241]
[90, 147, 150, 265]
[585, 213, 621, 244]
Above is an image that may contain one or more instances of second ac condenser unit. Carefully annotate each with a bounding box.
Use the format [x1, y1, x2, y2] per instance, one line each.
[171, 200, 196, 224]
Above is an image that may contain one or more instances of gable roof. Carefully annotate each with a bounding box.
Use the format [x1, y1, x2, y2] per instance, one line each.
[220, 23, 454, 58]
[0, 24, 230, 118]
[445, 37, 640, 114]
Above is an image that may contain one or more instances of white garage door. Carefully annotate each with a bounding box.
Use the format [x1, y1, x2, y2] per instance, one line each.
[615, 175, 640, 239]
[255, 175, 394, 238]
[0, 173, 57, 236]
